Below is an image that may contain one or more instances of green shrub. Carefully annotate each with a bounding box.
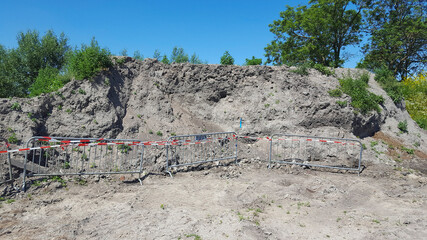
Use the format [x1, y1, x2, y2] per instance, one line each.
[398, 120, 408, 133]
[68, 37, 112, 80]
[359, 72, 370, 84]
[336, 100, 347, 107]
[313, 64, 334, 76]
[401, 146, 414, 155]
[118, 144, 131, 154]
[156, 131, 163, 136]
[8, 132, 18, 144]
[220, 51, 234, 65]
[415, 119, 426, 130]
[78, 89, 86, 95]
[328, 89, 342, 97]
[161, 55, 170, 64]
[290, 62, 310, 76]
[374, 68, 403, 103]
[11, 102, 21, 111]
[339, 75, 384, 114]
[28, 66, 64, 97]
[116, 57, 126, 65]
[245, 56, 262, 65]
[401, 72, 426, 130]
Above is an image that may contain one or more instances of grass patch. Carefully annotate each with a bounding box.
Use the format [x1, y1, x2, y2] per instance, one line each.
[313, 63, 334, 76]
[185, 234, 202, 240]
[11, 102, 21, 111]
[328, 89, 342, 97]
[398, 120, 408, 133]
[8, 132, 18, 144]
[375, 67, 403, 104]
[401, 146, 414, 155]
[336, 100, 347, 107]
[118, 144, 131, 154]
[290, 62, 310, 76]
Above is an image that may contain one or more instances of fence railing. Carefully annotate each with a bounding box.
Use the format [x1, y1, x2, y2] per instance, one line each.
[0, 139, 13, 185]
[166, 132, 238, 176]
[269, 134, 363, 173]
[1, 132, 364, 190]
[22, 136, 145, 188]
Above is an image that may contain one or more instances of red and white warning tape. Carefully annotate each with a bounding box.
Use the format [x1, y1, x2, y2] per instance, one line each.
[274, 138, 356, 145]
[0, 137, 226, 154]
[235, 135, 356, 146]
[0, 134, 358, 154]
[237, 135, 271, 141]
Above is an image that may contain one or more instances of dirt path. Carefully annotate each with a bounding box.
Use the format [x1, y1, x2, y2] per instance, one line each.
[1, 162, 426, 240]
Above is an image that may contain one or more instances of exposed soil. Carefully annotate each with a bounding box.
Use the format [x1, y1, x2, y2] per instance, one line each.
[1, 161, 426, 240]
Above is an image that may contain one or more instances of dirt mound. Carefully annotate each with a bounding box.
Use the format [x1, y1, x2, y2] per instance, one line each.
[1, 57, 427, 239]
[1, 57, 425, 169]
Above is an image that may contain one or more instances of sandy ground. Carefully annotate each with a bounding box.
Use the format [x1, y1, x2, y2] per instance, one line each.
[0, 160, 426, 240]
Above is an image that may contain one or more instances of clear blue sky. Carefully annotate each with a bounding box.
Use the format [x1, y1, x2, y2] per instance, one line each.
[0, 0, 363, 67]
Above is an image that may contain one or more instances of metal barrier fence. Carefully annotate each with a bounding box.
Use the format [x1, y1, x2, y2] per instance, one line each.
[269, 134, 363, 173]
[1, 132, 364, 190]
[0, 139, 13, 185]
[166, 132, 237, 176]
[22, 136, 145, 187]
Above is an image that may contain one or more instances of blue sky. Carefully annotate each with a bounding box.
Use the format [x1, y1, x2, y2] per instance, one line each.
[0, 0, 363, 67]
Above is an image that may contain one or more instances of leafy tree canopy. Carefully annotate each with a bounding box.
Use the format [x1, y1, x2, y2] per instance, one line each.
[133, 50, 144, 60]
[190, 53, 205, 64]
[120, 48, 128, 56]
[170, 47, 189, 63]
[220, 51, 234, 65]
[358, 0, 426, 80]
[153, 49, 161, 60]
[265, 0, 363, 68]
[0, 30, 70, 97]
[161, 54, 169, 64]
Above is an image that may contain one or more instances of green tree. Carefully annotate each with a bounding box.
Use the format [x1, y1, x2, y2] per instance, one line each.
[68, 37, 112, 80]
[153, 49, 161, 60]
[120, 48, 128, 56]
[265, 0, 363, 67]
[0, 30, 69, 97]
[0, 46, 28, 97]
[358, 0, 426, 80]
[16, 30, 70, 81]
[190, 53, 205, 64]
[245, 56, 262, 65]
[161, 55, 169, 64]
[170, 47, 189, 63]
[133, 50, 144, 60]
[220, 51, 234, 65]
